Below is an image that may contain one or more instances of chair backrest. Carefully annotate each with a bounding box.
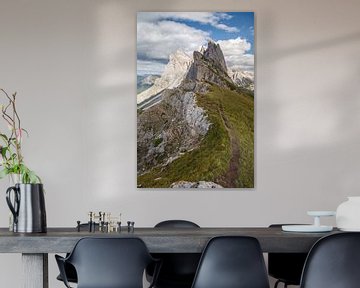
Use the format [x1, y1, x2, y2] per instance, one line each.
[268, 224, 308, 285]
[155, 220, 200, 228]
[191, 236, 270, 288]
[150, 220, 201, 287]
[300, 232, 360, 288]
[66, 237, 154, 288]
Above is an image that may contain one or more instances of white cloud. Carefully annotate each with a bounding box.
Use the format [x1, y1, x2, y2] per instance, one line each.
[228, 54, 254, 72]
[213, 23, 238, 33]
[137, 12, 239, 33]
[137, 60, 166, 75]
[137, 21, 209, 60]
[137, 20, 209, 74]
[137, 13, 254, 75]
[217, 37, 254, 72]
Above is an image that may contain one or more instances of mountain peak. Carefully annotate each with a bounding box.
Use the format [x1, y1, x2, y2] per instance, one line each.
[203, 41, 227, 72]
[184, 41, 233, 90]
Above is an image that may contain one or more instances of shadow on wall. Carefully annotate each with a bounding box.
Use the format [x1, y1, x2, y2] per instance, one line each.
[258, 14, 360, 208]
[262, 31, 360, 62]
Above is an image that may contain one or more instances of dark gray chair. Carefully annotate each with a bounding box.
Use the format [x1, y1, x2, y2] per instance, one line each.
[55, 237, 160, 288]
[56, 223, 99, 284]
[147, 220, 201, 288]
[300, 232, 360, 288]
[268, 224, 308, 288]
[56, 262, 77, 284]
[191, 236, 270, 288]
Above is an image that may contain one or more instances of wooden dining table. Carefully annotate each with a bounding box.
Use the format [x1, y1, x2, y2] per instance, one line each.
[0, 226, 339, 288]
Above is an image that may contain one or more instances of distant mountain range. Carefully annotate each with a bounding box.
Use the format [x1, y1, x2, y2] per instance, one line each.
[137, 41, 254, 188]
[137, 74, 160, 94]
[228, 69, 254, 91]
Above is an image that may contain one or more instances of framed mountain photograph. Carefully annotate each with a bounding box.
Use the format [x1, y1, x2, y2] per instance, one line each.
[137, 12, 254, 188]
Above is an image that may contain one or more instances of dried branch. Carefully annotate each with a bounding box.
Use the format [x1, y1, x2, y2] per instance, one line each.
[0, 88, 39, 183]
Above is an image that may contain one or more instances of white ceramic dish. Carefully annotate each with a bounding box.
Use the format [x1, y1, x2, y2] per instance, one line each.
[307, 211, 336, 217]
[282, 225, 333, 233]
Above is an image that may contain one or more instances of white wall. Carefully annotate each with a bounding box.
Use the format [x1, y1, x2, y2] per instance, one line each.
[0, 0, 360, 287]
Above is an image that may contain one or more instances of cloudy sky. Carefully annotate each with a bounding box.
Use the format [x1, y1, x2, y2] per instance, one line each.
[137, 12, 254, 75]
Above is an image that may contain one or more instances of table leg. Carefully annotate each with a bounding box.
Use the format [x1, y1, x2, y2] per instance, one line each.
[22, 253, 48, 288]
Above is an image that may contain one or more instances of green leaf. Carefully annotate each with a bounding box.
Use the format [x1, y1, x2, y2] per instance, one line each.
[17, 164, 41, 184]
[21, 128, 29, 137]
[28, 171, 40, 184]
[0, 168, 9, 179]
[1, 146, 8, 158]
[0, 133, 8, 142]
[10, 153, 17, 160]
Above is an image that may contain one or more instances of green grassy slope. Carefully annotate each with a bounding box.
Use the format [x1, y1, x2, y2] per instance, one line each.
[137, 85, 254, 188]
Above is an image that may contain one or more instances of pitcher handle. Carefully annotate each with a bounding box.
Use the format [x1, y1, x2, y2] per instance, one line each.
[6, 186, 20, 224]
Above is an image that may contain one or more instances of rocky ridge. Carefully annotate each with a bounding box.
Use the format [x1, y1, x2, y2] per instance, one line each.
[138, 43, 231, 174]
[137, 42, 254, 106]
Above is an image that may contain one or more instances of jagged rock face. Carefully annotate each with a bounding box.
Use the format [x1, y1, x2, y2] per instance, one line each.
[203, 41, 227, 72]
[137, 50, 192, 104]
[137, 88, 210, 174]
[184, 42, 234, 91]
[170, 181, 223, 188]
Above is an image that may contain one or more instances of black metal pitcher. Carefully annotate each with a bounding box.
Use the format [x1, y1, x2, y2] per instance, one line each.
[6, 183, 47, 233]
